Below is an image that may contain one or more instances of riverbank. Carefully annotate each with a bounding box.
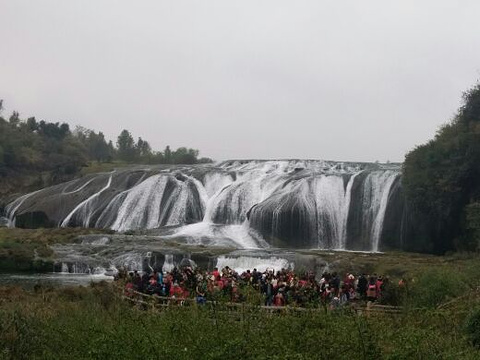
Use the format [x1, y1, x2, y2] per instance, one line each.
[0, 228, 110, 273]
[1, 227, 479, 277]
[2, 232, 480, 358]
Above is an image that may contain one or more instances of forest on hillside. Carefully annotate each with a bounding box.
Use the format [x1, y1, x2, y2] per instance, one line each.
[403, 83, 480, 253]
[0, 101, 212, 191]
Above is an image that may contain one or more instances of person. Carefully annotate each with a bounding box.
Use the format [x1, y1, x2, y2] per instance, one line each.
[263, 278, 274, 306]
[274, 288, 285, 306]
[376, 276, 384, 299]
[171, 281, 185, 304]
[124, 281, 135, 297]
[330, 296, 340, 310]
[196, 280, 207, 305]
[357, 274, 368, 299]
[339, 286, 348, 306]
[212, 267, 220, 280]
[366, 277, 377, 301]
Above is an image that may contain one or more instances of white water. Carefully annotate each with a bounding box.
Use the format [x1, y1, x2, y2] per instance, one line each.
[314, 175, 347, 249]
[169, 222, 265, 249]
[370, 171, 398, 252]
[61, 177, 97, 195]
[111, 253, 144, 271]
[215, 255, 293, 274]
[60, 174, 113, 227]
[203, 172, 233, 197]
[110, 175, 170, 231]
[4, 190, 41, 227]
[4, 160, 401, 252]
[362, 171, 399, 252]
[340, 172, 361, 249]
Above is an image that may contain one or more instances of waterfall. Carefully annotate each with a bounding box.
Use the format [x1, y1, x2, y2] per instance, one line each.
[61, 177, 97, 195]
[60, 174, 113, 227]
[107, 173, 206, 231]
[110, 175, 170, 231]
[4, 190, 41, 227]
[371, 171, 399, 252]
[340, 172, 361, 249]
[361, 171, 399, 252]
[202, 172, 233, 198]
[313, 175, 348, 249]
[215, 255, 293, 274]
[3, 160, 403, 252]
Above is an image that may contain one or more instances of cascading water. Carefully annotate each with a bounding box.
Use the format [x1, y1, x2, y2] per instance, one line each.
[61, 174, 114, 227]
[215, 255, 293, 274]
[4, 189, 41, 227]
[340, 172, 361, 249]
[2, 160, 402, 252]
[363, 171, 399, 252]
[110, 175, 170, 231]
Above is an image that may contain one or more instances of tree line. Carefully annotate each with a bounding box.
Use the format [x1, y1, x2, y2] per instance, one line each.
[402, 83, 480, 253]
[0, 101, 213, 181]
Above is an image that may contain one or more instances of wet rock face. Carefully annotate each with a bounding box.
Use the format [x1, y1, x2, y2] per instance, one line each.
[3, 160, 413, 252]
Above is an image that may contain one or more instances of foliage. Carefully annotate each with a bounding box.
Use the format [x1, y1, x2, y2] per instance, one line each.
[465, 202, 480, 251]
[0, 282, 479, 359]
[403, 83, 480, 253]
[0, 102, 213, 194]
[465, 307, 480, 348]
[116, 129, 136, 162]
[406, 268, 468, 309]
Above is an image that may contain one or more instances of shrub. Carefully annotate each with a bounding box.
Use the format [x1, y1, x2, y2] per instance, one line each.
[465, 307, 480, 348]
[406, 268, 468, 308]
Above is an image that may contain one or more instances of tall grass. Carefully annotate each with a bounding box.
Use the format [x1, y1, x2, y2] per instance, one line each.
[1, 282, 479, 360]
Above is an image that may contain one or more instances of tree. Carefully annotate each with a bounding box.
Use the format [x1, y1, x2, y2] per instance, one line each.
[9, 111, 20, 127]
[116, 129, 136, 161]
[403, 83, 480, 252]
[87, 131, 110, 162]
[136, 137, 152, 159]
[164, 145, 172, 164]
[172, 147, 198, 164]
[26, 117, 38, 132]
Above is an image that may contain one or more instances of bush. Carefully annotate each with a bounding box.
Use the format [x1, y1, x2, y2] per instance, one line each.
[465, 307, 480, 348]
[406, 269, 468, 308]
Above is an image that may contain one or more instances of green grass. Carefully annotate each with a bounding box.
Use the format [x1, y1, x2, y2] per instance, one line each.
[1, 281, 479, 360]
[0, 245, 480, 358]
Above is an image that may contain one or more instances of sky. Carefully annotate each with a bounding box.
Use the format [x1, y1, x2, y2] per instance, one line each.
[1, 0, 480, 163]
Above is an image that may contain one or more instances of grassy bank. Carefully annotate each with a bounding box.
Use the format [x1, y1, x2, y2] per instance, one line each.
[0, 228, 109, 273]
[1, 279, 480, 360]
[1, 244, 480, 358]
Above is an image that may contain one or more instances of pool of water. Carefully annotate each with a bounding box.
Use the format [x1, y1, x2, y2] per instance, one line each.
[0, 272, 114, 289]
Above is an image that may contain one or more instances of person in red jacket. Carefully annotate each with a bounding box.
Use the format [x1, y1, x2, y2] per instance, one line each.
[171, 281, 184, 299]
[212, 267, 220, 280]
[274, 289, 286, 306]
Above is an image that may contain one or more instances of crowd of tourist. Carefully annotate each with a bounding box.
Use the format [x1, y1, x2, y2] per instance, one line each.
[120, 265, 398, 309]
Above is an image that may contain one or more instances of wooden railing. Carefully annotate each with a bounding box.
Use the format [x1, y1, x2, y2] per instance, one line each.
[119, 287, 403, 315]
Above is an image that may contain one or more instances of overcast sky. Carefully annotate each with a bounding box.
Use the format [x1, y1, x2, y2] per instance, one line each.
[1, 1, 480, 162]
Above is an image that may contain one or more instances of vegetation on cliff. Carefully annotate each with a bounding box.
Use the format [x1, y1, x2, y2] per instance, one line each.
[0, 100, 213, 195]
[403, 83, 480, 253]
